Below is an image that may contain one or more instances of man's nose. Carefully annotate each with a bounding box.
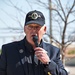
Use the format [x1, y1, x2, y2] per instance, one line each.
[32, 29, 37, 32]
[32, 29, 37, 33]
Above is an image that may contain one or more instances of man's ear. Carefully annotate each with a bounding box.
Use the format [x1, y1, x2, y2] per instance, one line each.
[44, 26, 46, 33]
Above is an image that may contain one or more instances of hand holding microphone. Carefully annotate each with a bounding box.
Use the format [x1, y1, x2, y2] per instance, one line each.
[33, 35, 50, 64]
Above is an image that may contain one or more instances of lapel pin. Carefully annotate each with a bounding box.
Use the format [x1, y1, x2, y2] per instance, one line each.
[19, 49, 24, 53]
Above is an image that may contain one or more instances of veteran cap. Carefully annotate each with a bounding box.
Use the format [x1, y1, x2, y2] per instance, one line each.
[25, 10, 45, 26]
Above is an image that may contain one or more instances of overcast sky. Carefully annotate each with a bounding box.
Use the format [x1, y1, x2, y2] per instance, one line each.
[0, 0, 75, 48]
[0, 0, 50, 48]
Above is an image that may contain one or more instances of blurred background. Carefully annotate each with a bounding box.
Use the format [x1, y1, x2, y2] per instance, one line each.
[0, 0, 75, 75]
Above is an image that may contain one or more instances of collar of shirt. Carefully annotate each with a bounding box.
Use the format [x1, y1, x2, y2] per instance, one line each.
[24, 36, 43, 53]
[24, 37, 33, 53]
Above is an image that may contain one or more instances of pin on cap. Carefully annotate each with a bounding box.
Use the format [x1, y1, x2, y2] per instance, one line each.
[25, 10, 45, 26]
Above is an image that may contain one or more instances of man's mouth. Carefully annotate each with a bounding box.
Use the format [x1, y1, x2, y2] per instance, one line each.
[32, 34, 37, 37]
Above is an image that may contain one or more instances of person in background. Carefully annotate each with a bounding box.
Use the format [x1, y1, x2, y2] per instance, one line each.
[0, 10, 68, 75]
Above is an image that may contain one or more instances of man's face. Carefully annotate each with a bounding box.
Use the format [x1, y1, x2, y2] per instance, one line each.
[24, 24, 46, 46]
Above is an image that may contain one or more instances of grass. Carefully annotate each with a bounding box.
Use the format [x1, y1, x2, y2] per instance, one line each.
[0, 49, 1, 55]
[67, 50, 75, 55]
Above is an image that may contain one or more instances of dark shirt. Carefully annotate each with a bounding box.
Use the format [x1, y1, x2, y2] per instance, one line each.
[23, 37, 45, 75]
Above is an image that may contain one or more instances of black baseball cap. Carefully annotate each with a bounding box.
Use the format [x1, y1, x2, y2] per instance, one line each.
[25, 10, 45, 26]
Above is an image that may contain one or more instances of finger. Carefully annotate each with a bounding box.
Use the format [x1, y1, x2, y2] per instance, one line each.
[37, 54, 42, 58]
[35, 50, 47, 54]
[34, 47, 43, 51]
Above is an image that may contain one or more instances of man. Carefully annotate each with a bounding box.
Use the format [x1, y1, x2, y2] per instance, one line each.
[0, 10, 68, 75]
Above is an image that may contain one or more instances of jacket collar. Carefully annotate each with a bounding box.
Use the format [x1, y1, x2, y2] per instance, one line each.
[42, 41, 50, 57]
[18, 37, 50, 56]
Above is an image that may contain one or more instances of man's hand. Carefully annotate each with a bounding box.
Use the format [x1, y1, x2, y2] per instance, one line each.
[34, 47, 50, 64]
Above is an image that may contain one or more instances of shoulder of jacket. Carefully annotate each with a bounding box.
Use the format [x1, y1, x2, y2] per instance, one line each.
[43, 40, 59, 50]
[2, 39, 23, 48]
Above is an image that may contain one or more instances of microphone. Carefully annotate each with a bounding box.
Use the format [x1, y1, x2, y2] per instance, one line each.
[33, 35, 39, 65]
[33, 35, 39, 47]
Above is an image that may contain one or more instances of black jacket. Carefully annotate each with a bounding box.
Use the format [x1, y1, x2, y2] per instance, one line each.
[0, 37, 68, 75]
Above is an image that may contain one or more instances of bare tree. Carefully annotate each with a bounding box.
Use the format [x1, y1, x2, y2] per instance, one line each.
[34, 0, 75, 65]
[0, 0, 31, 33]
[50, 0, 75, 65]
[0, 0, 75, 65]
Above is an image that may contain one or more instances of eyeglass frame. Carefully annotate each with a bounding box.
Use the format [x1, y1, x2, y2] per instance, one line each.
[26, 25, 42, 30]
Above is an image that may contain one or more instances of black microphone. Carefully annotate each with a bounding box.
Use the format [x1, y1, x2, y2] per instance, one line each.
[33, 35, 39, 47]
[33, 35, 39, 65]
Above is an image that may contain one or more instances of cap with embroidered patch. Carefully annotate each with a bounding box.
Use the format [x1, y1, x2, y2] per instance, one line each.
[25, 10, 45, 26]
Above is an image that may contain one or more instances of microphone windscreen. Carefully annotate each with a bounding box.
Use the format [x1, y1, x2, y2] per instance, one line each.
[33, 35, 38, 47]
